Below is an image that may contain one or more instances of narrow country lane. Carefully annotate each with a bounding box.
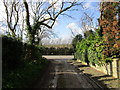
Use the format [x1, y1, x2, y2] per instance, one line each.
[34, 56, 104, 89]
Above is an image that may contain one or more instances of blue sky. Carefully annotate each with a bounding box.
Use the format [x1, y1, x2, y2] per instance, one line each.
[0, 0, 100, 44]
[52, 2, 100, 41]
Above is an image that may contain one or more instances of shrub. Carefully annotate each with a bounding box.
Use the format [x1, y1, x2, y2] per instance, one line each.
[74, 30, 110, 66]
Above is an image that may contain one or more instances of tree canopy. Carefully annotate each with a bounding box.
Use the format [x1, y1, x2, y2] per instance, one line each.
[72, 34, 83, 49]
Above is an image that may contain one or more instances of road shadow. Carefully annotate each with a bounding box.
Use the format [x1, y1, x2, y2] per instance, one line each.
[32, 59, 119, 89]
[32, 60, 56, 88]
[77, 65, 89, 68]
[98, 78, 119, 82]
[70, 63, 115, 89]
[71, 63, 110, 89]
[84, 73, 110, 89]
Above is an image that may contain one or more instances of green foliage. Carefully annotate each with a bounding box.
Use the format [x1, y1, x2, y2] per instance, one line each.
[2, 36, 24, 71]
[2, 36, 44, 71]
[72, 34, 83, 49]
[2, 57, 49, 88]
[87, 37, 105, 66]
[84, 30, 94, 38]
[75, 29, 113, 66]
[43, 47, 74, 55]
[23, 44, 43, 62]
[2, 36, 48, 88]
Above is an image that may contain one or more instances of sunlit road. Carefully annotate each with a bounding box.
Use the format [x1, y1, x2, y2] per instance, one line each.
[34, 55, 103, 89]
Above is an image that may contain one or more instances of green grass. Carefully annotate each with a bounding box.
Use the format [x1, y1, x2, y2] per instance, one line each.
[2, 58, 49, 88]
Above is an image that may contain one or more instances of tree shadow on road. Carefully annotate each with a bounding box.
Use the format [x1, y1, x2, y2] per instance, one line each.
[77, 65, 89, 68]
[76, 64, 119, 89]
[84, 73, 109, 89]
[71, 62, 114, 89]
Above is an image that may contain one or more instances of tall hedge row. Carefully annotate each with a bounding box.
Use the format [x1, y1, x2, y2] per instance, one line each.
[2, 36, 49, 88]
[42, 47, 74, 55]
[2, 36, 43, 72]
[74, 30, 109, 66]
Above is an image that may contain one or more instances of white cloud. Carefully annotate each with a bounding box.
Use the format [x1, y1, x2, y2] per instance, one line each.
[83, 0, 100, 10]
[84, 2, 91, 9]
[66, 22, 95, 37]
[83, 0, 100, 2]
[83, 2, 94, 9]
[66, 22, 84, 36]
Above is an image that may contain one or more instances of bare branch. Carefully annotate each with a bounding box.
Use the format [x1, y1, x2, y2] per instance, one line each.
[3, 1, 19, 36]
[22, 0, 83, 44]
[61, 13, 75, 19]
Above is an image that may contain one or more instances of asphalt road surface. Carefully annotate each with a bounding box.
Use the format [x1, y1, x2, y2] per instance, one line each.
[34, 55, 104, 89]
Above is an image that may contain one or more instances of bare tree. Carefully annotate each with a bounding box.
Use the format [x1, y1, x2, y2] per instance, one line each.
[78, 2, 100, 37]
[23, 0, 82, 45]
[80, 12, 94, 33]
[3, 0, 19, 37]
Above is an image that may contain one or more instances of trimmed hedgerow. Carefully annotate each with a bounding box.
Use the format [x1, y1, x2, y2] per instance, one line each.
[2, 36, 48, 88]
[74, 29, 113, 66]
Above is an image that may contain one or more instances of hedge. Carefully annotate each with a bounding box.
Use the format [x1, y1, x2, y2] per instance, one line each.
[2, 36, 48, 88]
[42, 47, 74, 55]
[74, 31, 107, 66]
